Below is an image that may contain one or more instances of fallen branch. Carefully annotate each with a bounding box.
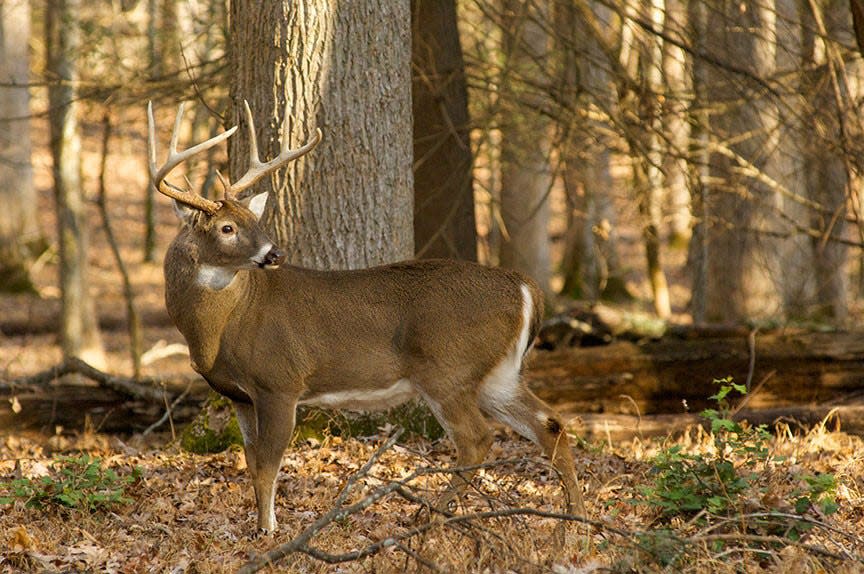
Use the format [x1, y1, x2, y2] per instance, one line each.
[0, 357, 197, 404]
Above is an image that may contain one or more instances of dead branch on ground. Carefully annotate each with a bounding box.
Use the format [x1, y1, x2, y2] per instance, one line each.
[0, 357, 201, 404]
[238, 428, 864, 573]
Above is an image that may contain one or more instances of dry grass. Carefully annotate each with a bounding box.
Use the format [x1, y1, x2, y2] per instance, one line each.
[2, 417, 863, 573]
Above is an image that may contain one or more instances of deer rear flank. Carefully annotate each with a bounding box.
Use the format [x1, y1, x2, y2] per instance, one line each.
[149, 102, 585, 534]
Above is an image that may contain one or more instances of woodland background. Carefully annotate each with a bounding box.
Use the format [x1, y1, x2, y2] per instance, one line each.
[2, 0, 864, 572]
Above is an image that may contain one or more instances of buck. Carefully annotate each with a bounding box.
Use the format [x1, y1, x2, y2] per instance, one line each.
[148, 101, 585, 533]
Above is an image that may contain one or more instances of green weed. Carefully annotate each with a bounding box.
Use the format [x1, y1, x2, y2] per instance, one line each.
[0, 453, 141, 512]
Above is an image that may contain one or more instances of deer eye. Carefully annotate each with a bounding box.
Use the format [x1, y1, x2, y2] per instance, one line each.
[220, 224, 235, 235]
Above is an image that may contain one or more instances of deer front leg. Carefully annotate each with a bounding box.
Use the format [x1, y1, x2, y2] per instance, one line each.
[233, 401, 259, 487]
[236, 396, 297, 534]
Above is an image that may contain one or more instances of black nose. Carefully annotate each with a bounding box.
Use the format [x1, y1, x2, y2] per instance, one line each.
[263, 247, 286, 268]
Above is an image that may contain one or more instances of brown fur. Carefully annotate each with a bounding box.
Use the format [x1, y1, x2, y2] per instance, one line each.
[164, 199, 585, 532]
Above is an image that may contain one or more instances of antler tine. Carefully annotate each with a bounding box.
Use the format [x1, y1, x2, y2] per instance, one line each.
[224, 99, 323, 197]
[147, 101, 238, 214]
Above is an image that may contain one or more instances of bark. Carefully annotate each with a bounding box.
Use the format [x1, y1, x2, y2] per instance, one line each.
[559, 1, 632, 303]
[767, 0, 814, 319]
[46, 0, 105, 368]
[800, 2, 854, 321]
[0, 0, 41, 293]
[578, 406, 864, 442]
[411, 0, 477, 261]
[660, 0, 692, 246]
[229, 1, 414, 270]
[690, 0, 786, 322]
[498, 0, 552, 294]
[621, 0, 671, 318]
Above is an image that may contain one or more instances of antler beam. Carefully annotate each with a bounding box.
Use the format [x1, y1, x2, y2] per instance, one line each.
[223, 100, 323, 198]
[147, 101, 236, 214]
[147, 100, 323, 212]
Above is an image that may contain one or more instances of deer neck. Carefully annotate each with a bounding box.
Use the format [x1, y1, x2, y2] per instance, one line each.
[164, 238, 255, 375]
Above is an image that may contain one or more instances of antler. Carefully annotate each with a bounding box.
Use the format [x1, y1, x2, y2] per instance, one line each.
[222, 99, 323, 198]
[148, 101, 237, 214]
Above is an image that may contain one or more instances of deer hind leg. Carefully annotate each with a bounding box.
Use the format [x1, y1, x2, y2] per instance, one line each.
[419, 389, 494, 511]
[235, 396, 297, 534]
[480, 382, 586, 516]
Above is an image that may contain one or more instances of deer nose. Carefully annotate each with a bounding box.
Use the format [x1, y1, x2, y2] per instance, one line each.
[262, 246, 286, 268]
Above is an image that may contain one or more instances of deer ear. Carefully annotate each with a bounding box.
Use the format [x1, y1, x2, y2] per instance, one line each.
[245, 191, 269, 220]
[172, 199, 198, 224]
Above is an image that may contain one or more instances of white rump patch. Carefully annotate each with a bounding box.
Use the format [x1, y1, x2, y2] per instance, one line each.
[478, 284, 537, 443]
[299, 379, 416, 411]
[197, 265, 237, 290]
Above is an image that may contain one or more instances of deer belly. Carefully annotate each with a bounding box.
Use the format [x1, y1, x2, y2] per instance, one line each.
[298, 379, 416, 411]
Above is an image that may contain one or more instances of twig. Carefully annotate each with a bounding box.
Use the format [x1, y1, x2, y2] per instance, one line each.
[745, 327, 758, 391]
[238, 429, 406, 574]
[141, 383, 192, 437]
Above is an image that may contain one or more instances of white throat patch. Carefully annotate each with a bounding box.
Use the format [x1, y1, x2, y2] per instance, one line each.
[196, 265, 237, 290]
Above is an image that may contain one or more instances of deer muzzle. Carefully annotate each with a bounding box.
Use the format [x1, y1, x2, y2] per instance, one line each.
[260, 246, 286, 269]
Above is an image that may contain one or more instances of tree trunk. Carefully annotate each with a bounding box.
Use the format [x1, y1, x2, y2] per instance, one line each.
[800, 2, 853, 322]
[559, 1, 632, 303]
[0, 0, 42, 293]
[528, 330, 864, 416]
[622, 0, 671, 318]
[46, 0, 105, 368]
[411, 0, 477, 261]
[661, 0, 692, 247]
[228, 1, 414, 270]
[498, 0, 552, 294]
[690, 0, 785, 322]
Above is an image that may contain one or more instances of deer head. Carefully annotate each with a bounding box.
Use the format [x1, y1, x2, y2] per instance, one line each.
[147, 101, 321, 286]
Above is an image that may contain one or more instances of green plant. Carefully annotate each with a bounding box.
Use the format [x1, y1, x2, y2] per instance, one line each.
[635, 378, 765, 518]
[0, 454, 141, 511]
[635, 377, 839, 522]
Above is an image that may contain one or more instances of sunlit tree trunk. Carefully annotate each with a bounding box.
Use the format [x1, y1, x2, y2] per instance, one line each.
[411, 0, 477, 261]
[46, 0, 105, 367]
[0, 0, 42, 293]
[618, 0, 671, 318]
[498, 0, 552, 294]
[559, 1, 632, 303]
[229, 1, 413, 269]
[661, 0, 692, 247]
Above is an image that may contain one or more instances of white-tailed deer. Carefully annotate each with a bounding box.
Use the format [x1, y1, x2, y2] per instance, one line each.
[148, 101, 585, 533]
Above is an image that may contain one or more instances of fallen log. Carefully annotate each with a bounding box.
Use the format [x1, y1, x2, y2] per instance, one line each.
[3, 331, 864, 438]
[573, 405, 864, 444]
[528, 330, 864, 416]
[0, 358, 209, 433]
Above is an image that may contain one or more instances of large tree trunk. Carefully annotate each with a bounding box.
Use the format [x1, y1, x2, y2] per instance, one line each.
[690, 0, 785, 322]
[559, 1, 632, 303]
[45, 0, 105, 368]
[800, 2, 855, 322]
[0, 0, 41, 293]
[411, 0, 477, 261]
[498, 0, 552, 295]
[228, 1, 414, 270]
[661, 0, 692, 246]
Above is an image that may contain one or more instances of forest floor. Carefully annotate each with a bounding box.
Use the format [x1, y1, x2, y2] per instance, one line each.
[2, 111, 864, 572]
[2, 418, 864, 572]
